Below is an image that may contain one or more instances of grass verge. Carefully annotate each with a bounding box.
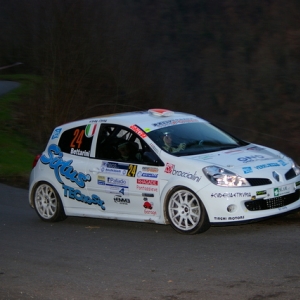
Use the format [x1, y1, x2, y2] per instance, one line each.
[0, 74, 40, 189]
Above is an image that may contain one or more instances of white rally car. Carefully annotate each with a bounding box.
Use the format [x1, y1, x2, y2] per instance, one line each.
[29, 108, 300, 234]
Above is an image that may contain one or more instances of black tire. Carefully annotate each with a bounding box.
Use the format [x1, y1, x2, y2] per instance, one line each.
[166, 187, 210, 234]
[33, 182, 67, 222]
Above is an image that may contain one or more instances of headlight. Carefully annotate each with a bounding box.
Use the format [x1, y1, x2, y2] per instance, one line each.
[203, 166, 250, 187]
[292, 161, 300, 176]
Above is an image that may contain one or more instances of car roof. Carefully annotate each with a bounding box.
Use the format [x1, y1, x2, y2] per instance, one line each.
[87, 108, 205, 128]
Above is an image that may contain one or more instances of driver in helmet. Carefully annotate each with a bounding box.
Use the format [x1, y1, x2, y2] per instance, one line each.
[162, 132, 186, 153]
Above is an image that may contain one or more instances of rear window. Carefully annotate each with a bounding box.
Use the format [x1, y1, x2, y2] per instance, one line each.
[58, 124, 96, 157]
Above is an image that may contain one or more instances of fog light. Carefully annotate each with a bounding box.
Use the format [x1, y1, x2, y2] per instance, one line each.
[227, 204, 237, 213]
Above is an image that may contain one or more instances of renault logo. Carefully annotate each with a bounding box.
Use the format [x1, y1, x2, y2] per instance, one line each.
[272, 171, 280, 182]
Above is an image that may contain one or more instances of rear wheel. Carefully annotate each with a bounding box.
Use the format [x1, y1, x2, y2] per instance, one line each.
[166, 187, 210, 234]
[33, 182, 66, 222]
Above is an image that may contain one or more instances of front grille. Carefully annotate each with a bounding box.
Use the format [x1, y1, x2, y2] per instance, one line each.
[285, 168, 297, 180]
[245, 190, 300, 211]
[246, 178, 272, 186]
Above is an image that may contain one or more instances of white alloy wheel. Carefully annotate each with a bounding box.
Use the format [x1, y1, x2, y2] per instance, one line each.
[167, 187, 210, 234]
[33, 182, 66, 222]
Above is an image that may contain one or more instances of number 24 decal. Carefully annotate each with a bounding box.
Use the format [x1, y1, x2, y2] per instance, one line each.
[127, 164, 137, 177]
[70, 129, 84, 149]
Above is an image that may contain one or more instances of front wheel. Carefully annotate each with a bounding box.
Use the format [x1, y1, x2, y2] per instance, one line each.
[33, 182, 66, 222]
[166, 187, 210, 234]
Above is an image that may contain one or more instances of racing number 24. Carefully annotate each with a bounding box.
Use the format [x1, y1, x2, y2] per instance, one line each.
[127, 164, 137, 177]
[70, 129, 84, 149]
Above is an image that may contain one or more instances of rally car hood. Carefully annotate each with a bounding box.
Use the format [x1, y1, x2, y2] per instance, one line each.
[189, 144, 291, 174]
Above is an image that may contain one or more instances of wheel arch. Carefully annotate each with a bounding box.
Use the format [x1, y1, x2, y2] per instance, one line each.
[31, 180, 67, 222]
[29, 179, 62, 208]
[161, 183, 211, 234]
[161, 180, 201, 223]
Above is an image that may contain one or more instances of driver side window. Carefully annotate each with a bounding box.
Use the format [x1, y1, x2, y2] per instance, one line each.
[95, 124, 162, 166]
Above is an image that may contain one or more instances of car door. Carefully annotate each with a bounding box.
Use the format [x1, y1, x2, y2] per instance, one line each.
[85, 123, 164, 218]
[54, 122, 99, 212]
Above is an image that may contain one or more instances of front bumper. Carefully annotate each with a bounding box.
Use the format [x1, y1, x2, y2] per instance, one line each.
[199, 179, 300, 224]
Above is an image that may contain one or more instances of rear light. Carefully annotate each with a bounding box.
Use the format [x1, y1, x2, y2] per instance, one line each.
[32, 154, 41, 168]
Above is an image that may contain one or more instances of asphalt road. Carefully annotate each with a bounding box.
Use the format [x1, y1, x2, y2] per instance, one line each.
[1, 183, 300, 300]
[0, 81, 20, 96]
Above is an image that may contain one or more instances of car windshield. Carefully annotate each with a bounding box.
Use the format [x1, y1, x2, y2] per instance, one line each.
[147, 121, 248, 156]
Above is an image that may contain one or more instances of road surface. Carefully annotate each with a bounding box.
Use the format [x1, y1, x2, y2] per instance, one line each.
[1, 183, 300, 300]
[0, 80, 20, 96]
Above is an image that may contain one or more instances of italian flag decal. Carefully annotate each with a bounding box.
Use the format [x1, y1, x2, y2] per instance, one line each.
[85, 124, 97, 137]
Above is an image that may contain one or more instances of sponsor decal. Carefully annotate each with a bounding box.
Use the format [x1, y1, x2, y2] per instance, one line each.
[242, 167, 253, 174]
[192, 154, 215, 160]
[256, 190, 267, 196]
[238, 155, 265, 163]
[51, 128, 62, 139]
[152, 118, 199, 128]
[149, 143, 159, 154]
[62, 184, 105, 209]
[136, 185, 158, 192]
[106, 186, 129, 195]
[98, 176, 129, 194]
[278, 159, 287, 166]
[114, 196, 130, 204]
[228, 216, 244, 220]
[137, 171, 158, 178]
[41, 144, 91, 188]
[97, 175, 105, 185]
[41, 144, 105, 209]
[142, 193, 154, 197]
[164, 163, 175, 174]
[142, 167, 158, 173]
[137, 179, 158, 185]
[164, 163, 201, 182]
[100, 162, 127, 176]
[118, 188, 126, 195]
[130, 125, 147, 138]
[70, 148, 90, 157]
[143, 201, 153, 209]
[143, 201, 157, 215]
[85, 124, 97, 138]
[255, 163, 280, 170]
[214, 216, 245, 221]
[89, 119, 107, 123]
[106, 177, 129, 187]
[102, 161, 128, 170]
[211, 192, 251, 198]
[274, 185, 290, 197]
[200, 154, 215, 160]
[278, 206, 288, 211]
[99, 162, 137, 177]
[127, 164, 137, 177]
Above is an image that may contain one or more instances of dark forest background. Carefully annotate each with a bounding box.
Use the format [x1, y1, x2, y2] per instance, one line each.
[0, 0, 299, 161]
